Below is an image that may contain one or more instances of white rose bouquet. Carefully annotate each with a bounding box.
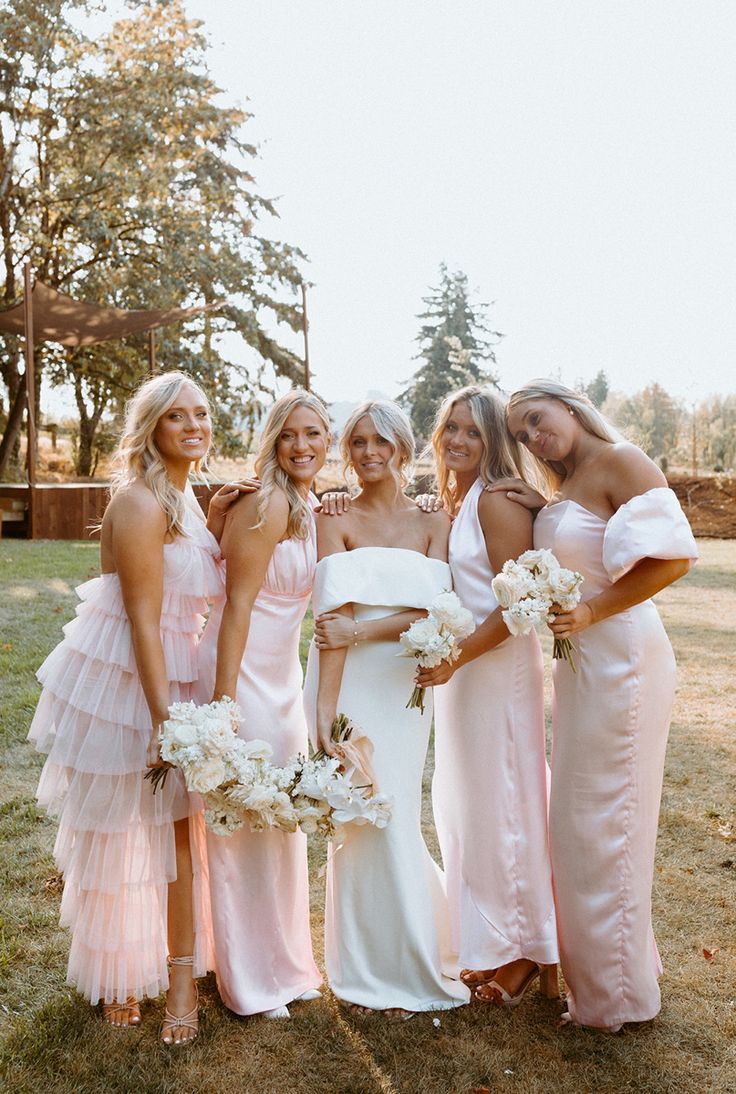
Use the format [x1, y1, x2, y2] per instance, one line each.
[491, 548, 584, 669]
[399, 590, 475, 714]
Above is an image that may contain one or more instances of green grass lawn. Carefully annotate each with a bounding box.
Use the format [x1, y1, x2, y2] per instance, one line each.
[0, 539, 734, 1094]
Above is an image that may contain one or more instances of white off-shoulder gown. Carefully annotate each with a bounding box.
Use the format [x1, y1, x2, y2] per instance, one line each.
[303, 547, 469, 1012]
[534, 487, 698, 1029]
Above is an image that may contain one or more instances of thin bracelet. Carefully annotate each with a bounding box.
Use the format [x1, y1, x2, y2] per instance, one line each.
[353, 627, 360, 646]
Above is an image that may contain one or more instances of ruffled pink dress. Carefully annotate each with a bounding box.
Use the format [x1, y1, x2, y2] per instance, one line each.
[433, 478, 558, 970]
[534, 487, 698, 1028]
[194, 502, 322, 1015]
[27, 502, 223, 1006]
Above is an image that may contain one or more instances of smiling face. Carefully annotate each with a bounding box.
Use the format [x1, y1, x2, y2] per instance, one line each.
[439, 399, 484, 477]
[506, 396, 578, 463]
[152, 383, 212, 466]
[348, 414, 396, 483]
[276, 404, 328, 486]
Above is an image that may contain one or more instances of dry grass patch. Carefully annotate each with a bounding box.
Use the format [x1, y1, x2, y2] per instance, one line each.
[0, 539, 734, 1093]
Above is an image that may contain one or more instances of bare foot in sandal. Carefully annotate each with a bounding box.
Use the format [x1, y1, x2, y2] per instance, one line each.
[102, 998, 141, 1028]
[459, 967, 498, 987]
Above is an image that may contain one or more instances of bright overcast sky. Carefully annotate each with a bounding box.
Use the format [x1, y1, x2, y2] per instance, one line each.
[84, 0, 736, 407]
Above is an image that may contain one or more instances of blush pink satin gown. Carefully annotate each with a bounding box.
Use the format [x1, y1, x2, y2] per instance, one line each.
[534, 487, 698, 1029]
[433, 478, 558, 971]
[28, 503, 221, 1005]
[195, 504, 322, 1015]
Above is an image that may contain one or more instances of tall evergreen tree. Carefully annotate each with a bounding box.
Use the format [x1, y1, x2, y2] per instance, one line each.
[400, 264, 501, 440]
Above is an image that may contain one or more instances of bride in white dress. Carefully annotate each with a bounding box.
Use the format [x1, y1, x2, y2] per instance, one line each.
[303, 400, 469, 1017]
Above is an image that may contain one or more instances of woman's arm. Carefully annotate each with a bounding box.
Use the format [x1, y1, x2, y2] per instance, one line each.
[314, 608, 425, 650]
[213, 490, 288, 700]
[416, 492, 533, 687]
[111, 489, 171, 765]
[550, 557, 690, 638]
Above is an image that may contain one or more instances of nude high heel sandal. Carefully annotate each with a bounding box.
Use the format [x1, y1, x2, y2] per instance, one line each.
[161, 955, 199, 1046]
[476, 963, 560, 1008]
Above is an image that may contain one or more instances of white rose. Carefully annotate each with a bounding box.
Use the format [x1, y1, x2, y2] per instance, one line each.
[185, 756, 226, 794]
[429, 592, 475, 638]
[399, 617, 440, 654]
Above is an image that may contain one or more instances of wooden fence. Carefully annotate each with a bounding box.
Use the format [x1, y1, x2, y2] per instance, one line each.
[0, 483, 219, 540]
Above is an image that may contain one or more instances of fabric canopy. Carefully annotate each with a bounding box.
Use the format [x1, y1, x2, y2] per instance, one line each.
[0, 281, 222, 347]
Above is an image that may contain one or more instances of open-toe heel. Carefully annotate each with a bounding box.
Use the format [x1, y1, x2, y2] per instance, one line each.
[161, 955, 199, 1047]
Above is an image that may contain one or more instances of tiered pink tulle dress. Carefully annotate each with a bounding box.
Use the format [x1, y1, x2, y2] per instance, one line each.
[433, 478, 558, 972]
[534, 487, 698, 1028]
[194, 500, 322, 1015]
[28, 502, 223, 1006]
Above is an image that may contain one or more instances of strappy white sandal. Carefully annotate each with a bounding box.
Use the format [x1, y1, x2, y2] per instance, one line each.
[161, 955, 199, 1046]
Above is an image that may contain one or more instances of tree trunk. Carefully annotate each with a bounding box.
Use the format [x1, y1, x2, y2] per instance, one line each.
[0, 372, 27, 479]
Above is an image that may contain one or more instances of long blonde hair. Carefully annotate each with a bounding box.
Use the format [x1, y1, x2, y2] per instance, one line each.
[429, 385, 530, 512]
[254, 389, 331, 540]
[339, 400, 415, 493]
[110, 371, 210, 537]
[507, 378, 619, 489]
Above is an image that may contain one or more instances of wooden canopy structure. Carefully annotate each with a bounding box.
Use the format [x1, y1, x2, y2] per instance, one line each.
[0, 264, 221, 536]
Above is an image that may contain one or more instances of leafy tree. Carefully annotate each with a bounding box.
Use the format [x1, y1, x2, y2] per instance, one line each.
[607, 382, 682, 460]
[694, 394, 736, 471]
[0, 0, 306, 477]
[582, 369, 609, 408]
[400, 264, 501, 440]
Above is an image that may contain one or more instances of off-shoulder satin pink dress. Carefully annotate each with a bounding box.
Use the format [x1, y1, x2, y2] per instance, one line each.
[195, 502, 322, 1015]
[534, 487, 698, 1029]
[28, 502, 222, 1005]
[433, 478, 558, 971]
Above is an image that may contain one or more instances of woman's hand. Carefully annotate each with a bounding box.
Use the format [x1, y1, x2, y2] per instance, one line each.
[414, 493, 444, 513]
[548, 602, 595, 638]
[208, 478, 260, 517]
[317, 492, 351, 516]
[414, 659, 457, 688]
[485, 478, 547, 510]
[314, 613, 360, 650]
[146, 724, 166, 768]
[315, 715, 338, 756]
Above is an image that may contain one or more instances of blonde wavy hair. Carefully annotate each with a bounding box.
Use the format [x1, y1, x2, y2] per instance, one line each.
[507, 379, 619, 490]
[339, 400, 415, 493]
[254, 389, 331, 540]
[110, 371, 211, 537]
[429, 385, 532, 512]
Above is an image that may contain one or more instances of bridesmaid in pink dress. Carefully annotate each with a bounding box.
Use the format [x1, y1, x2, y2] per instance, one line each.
[195, 389, 327, 1018]
[415, 386, 559, 1008]
[502, 379, 698, 1031]
[28, 373, 233, 1043]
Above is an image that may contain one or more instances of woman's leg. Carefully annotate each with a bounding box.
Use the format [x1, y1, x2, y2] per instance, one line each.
[161, 818, 199, 1045]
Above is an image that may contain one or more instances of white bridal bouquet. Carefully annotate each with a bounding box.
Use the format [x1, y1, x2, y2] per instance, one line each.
[146, 701, 392, 838]
[398, 590, 475, 714]
[491, 548, 584, 669]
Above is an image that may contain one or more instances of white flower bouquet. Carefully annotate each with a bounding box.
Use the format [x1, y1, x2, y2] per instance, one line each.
[289, 714, 392, 838]
[398, 590, 475, 714]
[491, 548, 584, 669]
[146, 702, 392, 838]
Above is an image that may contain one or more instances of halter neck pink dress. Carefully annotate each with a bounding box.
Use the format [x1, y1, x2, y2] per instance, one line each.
[534, 487, 697, 1029]
[28, 502, 222, 1006]
[194, 500, 322, 1015]
[433, 478, 558, 972]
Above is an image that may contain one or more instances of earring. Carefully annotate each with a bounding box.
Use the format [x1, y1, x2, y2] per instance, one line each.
[568, 408, 574, 416]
